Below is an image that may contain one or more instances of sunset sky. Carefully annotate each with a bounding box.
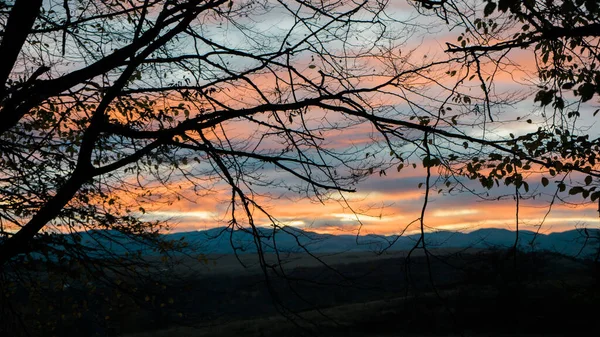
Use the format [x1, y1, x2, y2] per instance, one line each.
[125, 5, 600, 234]
[124, 1, 600, 236]
[140, 162, 599, 235]
[4, 2, 599, 336]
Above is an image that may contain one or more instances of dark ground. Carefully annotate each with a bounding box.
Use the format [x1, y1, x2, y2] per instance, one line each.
[3, 248, 599, 336]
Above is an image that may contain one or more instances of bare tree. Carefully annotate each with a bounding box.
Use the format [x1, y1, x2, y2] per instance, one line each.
[2, 0, 600, 335]
[0, 0, 414, 262]
[0, 0, 449, 334]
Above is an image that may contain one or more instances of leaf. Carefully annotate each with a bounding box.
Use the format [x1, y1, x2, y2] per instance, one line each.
[562, 82, 575, 90]
[534, 90, 554, 106]
[568, 186, 584, 195]
[308, 64, 316, 69]
[541, 177, 549, 187]
[577, 83, 595, 102]
[498, 0, 513, 12]
[585, 175, 593, 185]
[484, 1, 497, 16]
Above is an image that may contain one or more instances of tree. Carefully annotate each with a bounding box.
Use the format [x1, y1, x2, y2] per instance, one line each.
[0, 0, 442, 334]
[2, 0, 600, 334]
[410, 0, 600, 245]
[0, 0, 412, 262]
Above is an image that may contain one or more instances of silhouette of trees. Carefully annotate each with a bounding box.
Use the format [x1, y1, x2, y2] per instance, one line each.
[0, 0, 413, 262]
[2, 0, 600, 335]
[410, 0, 600, 247]
[0, 0, 446, 334]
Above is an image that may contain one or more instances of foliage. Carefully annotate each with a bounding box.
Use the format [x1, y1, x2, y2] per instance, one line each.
[0, 0, 430, 334]
[410, 0, 600, 210]
[2, 0, 600, 334]
[0, 0, 414, 262]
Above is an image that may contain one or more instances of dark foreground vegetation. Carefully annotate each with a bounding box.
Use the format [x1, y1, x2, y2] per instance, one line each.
[3, 248, 598, 336]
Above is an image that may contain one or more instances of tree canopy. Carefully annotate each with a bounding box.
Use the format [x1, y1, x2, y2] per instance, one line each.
[412, 0, 600, 214]
[0, 0, 422, 263]
[1, 0, 600, 335]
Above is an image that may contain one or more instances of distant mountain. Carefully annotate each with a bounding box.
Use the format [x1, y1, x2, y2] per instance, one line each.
[59, 226, 599, 259]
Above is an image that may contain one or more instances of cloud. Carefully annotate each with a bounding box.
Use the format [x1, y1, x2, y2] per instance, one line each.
[432, 209, 480, 217]
[141, 210, 216, 221]
[331, 213, 406, 223]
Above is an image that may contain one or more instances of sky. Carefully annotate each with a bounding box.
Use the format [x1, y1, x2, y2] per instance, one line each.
[120, 1, 600, 237]
[140, 161, 599, 235]
[18, 0, 595, 238]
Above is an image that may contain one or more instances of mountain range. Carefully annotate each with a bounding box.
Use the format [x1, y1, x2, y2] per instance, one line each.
[71, 226, 600, 259]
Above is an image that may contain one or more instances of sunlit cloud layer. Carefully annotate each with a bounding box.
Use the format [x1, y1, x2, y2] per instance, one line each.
[110, 1, 599, 237]
[137, 162, 599, 235]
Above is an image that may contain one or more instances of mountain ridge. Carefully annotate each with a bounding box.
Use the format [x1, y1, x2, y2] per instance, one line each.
[64, 226, 600, 259]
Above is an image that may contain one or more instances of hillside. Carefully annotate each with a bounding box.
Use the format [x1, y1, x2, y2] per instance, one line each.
[64, 226, 600, 259]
